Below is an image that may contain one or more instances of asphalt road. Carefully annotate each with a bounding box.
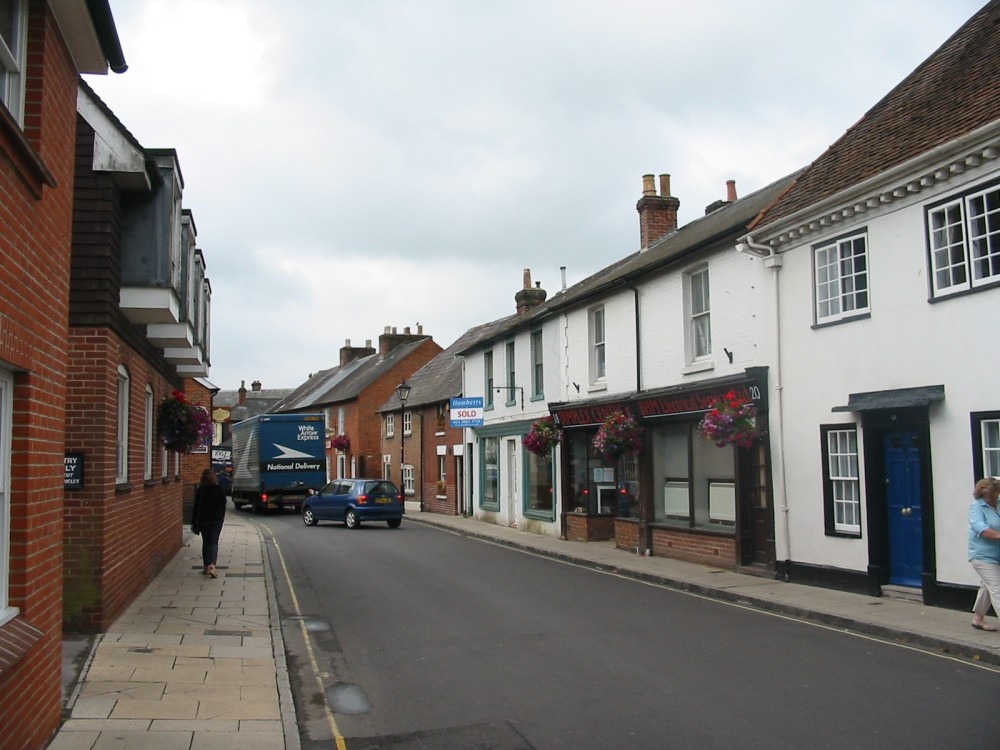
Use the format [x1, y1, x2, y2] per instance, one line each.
[254, 509, 1000, 750]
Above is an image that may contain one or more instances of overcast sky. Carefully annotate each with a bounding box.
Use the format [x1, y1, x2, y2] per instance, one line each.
[85, 0, 986, 392]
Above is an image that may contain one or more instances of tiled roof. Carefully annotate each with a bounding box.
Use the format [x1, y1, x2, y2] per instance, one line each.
[270, 338, 435, 413]
[456, 170, 800, 354]
[753, 0, 1000, 230]
[377, 320, 514, 413]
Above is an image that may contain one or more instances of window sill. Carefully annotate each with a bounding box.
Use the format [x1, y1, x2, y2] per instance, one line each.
[587, 382, 607, 394]
[682, 360, 714, 376]
[811, 311, 871, 329]
[0, 104, 56, 199]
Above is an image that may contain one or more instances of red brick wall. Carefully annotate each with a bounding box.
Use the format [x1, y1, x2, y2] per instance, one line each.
[180, 379, 213, 489]
[565, 513, 615, 542]
[615, 517, 640, 551]
[651, 527, 737, 568]
[64, 330, 184, 631]
[0, 5, 84, 747]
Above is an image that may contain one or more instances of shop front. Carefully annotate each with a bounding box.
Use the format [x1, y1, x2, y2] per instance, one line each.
[552, 368, 775, 571]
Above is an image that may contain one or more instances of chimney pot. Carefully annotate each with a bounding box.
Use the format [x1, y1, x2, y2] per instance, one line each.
[727, 179, 737, 202]
[252, 380, 261, 391]
[659, 174, 671, 197]
[641, 174, 656, 196]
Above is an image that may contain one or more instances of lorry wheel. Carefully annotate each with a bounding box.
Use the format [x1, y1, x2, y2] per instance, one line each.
[344, 509, 360, 529]
[252, 498, 262, 515]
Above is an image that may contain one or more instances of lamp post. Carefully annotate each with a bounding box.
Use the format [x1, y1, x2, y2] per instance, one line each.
[395, 380, 411, 508]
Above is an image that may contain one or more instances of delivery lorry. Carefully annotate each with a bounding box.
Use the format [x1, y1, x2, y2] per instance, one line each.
[230, 413, 327, 514]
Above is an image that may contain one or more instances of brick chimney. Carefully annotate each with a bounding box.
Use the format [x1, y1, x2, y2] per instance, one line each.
[637, 173, 680, 251]
[251, 380, 261, 391]
[515, 268, 547, 315]
[379, 326, 428, 355]
[340, 338, 376, 366]
[238, 380, 247, 406]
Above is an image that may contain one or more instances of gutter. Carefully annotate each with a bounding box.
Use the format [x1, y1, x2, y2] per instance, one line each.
[86, 0, 128, 73]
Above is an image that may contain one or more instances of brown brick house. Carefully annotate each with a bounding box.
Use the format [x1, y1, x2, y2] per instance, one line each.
[271, 327, 441, 487]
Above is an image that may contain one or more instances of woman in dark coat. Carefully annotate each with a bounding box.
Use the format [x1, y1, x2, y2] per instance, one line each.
[191, 468, 227, 578]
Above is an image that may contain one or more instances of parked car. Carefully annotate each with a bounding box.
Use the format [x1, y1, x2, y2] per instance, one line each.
[303, 478, 404, 529]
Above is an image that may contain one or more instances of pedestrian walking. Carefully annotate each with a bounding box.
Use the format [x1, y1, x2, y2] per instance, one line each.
[192, 468, 227, 578]
[968, 477, 1000, 631]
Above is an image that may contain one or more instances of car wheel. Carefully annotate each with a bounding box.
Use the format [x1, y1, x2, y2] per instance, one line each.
[387, 518, 401, 529]
[345, 509, 360, 529]
[302, 507, 318, 526]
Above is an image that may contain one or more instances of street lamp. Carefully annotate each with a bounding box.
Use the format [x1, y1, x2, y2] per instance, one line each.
[395, 380, 411, 507]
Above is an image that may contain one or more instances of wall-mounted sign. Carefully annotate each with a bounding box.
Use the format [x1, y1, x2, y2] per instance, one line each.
[450, 397, 484, 428]
[64, 452, 84, 490]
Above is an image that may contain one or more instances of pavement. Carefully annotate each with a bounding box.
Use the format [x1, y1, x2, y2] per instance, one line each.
[50, 508, 1000, 749]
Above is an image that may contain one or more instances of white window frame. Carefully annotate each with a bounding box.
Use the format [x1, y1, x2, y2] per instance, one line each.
[505, 340, 516, 405]
[385, 413, 395, 438]
[484, 349, 494, 408]
[814, 232, 869, 323]
[438, 455, 446, 483]
[144, 386, 154, 481]
[403, 464, 414, 495]
[687, 267, 711, 360]
[928, 183, 1000, 297]
[116, 366, 130, 483]
[530, 329, 543, 399]
[827, 428, 861, 534]
[403, 410, 412, 437]
[337, 406, 345, 434]
[589, 306, 606, 384]
[0, 0, 27, 125]
[382, 454, 391, 480]
[0, 369, 15, 626]
[982, 418, 1000, 478]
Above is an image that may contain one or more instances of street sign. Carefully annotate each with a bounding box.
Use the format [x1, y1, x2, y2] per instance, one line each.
[450, 397, 484, 427]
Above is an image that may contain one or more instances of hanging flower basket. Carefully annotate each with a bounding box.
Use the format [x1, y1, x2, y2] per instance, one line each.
[331, 434, 351, 453]
[592, 411, 642, 462]
[157, 390, 212, 453]
[522, 416, 562, 458]
[698, 390, 763, 448]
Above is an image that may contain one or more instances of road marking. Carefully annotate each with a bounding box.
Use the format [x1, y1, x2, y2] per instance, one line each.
[271, 535, 349, 749]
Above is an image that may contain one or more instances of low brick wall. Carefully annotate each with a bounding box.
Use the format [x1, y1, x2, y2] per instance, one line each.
[651, 526, 737, 568]
[565, 513, 615, 543]
[615, 517, 640, 551]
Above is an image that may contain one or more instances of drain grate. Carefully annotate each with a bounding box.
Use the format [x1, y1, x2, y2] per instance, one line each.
[223, 572, 265, 578]
[204, 629, 253, 637]
[128, 647, 156, 653]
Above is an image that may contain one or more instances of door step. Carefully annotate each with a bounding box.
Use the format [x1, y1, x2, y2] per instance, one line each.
[881, 584, 924, 603]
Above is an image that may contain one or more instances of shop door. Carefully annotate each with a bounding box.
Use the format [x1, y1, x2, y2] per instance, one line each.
[885, 431, 923, 587]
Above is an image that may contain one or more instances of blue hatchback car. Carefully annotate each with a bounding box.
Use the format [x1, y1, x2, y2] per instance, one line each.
[302, 478, 404, 529]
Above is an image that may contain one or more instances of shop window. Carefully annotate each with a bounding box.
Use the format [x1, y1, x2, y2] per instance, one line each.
[651, 422, 735, 530]
[481, 436, 499, 510]
[525, 450, 554, 518]
[564, 431, 631, 516]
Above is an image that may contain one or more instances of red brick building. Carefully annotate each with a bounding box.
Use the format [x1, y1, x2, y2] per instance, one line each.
[272, 327, 441, 484]
[0, 3, 127, 747]
[65, 83, 212, 632]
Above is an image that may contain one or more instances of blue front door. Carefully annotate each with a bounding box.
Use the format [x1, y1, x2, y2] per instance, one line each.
[885, 431, 923, 586]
